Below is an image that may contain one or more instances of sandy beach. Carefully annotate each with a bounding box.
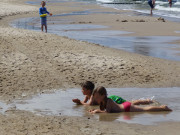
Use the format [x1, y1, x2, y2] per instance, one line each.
[0, 0, 180, 134]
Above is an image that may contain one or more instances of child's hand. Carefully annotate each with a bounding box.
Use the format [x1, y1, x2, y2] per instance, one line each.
[72, 98, 81, 104]
[88, 109, 105, 113]
[49, 13, 53, 16]
[88, 109, 95, 113]
[88, 109, 98, 114]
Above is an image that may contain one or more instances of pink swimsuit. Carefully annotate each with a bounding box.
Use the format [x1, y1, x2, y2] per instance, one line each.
[122, 101, 131, 112]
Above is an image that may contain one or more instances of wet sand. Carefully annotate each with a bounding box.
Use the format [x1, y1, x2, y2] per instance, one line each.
[0, 0, 180, 134]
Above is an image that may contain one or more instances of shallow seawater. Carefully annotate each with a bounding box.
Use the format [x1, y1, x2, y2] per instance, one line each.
[11, 16, 180, 61]
[1, 87, 180, 125]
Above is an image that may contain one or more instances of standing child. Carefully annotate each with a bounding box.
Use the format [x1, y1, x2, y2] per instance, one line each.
[168, 0, 172, 7]
[89, 86, 172, 113]
[39, 1, 52, 33]
[72, 81, 154, 105]
[148, 0, 156, 16]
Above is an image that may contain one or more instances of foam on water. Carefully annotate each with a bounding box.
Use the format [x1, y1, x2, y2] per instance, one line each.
[155, 1, 168, 4]
[96, 0, 180, 20]
[156, 5, 180, 12]
[174, 1, 180, 5]
[96, 0, 113, 3]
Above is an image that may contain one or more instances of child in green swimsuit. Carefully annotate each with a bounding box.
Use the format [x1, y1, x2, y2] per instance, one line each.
[72, 81, 153, 105]
[88, 86, 171, 114]
[108, 95, 126, 104]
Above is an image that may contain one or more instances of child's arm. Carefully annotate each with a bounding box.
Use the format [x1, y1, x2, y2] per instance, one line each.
[80, 95, 95, 105]
[45, 8, 52, 16]
[89, 109, 106, 113]
[46, 9, 50, 14]
[39, 8, 42, 15]
[72, 96, 89, 105]
[88, 95, 94, 105]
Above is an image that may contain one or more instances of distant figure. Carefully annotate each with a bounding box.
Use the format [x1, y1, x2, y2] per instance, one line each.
[168, 0, 172, 7]
[148, 0, 156, 16]
[39, 1, 52, 33]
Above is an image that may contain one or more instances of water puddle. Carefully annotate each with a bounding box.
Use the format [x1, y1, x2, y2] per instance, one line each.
[1, 87, 180, 125]
[11, 16, 180, 61]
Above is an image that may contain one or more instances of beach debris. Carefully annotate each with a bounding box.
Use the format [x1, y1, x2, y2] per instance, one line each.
[5, 105, 17, 113]
[136, 19, 145, 22]
[132, 19, 145, 22]
[157, 17, 165, 22]
[21, 93, 27, 97]
[121, 20, 128, 22]
[78, 21, 92, 24]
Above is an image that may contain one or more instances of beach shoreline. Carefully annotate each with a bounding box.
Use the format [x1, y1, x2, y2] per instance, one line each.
[0, 0, 180, 134]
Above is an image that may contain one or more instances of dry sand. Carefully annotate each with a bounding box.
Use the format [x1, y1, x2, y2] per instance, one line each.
[0, 0, 180, 134]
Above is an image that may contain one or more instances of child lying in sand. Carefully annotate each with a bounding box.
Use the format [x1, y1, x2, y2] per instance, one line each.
[72, 81, 154, 105]
[88, 86, 172, 113]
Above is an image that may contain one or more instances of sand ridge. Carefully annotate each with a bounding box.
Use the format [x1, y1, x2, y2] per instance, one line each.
[1, 24, 180, 101]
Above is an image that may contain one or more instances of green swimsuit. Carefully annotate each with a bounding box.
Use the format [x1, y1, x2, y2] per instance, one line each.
[108, 95, 126, 104]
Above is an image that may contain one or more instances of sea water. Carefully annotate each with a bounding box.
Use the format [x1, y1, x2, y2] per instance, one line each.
[9, 0, 180, 61]
[27, 0, 180, 22]
[1, 87, 180, 125]
[11, 16, 180, 61]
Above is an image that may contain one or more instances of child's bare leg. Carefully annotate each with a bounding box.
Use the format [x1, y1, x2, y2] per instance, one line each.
[45, 25, 47, 33]
[150, 8, 153, 16]
[130, 105, 172, 112]
[41, 25, 43, 32]
[131, 99, 154, 105]
[143, 105, 172, 112]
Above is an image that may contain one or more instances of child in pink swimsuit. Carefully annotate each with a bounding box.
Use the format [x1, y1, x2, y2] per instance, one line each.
[88, 86, 172, 113]
[122, 101, 131, 112]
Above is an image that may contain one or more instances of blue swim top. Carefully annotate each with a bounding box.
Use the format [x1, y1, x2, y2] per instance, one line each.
[108, 95, 126, 104]
[39, 7, 49, 17]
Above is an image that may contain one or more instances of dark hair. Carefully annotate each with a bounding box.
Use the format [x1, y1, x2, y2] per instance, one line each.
[93, 86, 107, 110]
[41, 1, 46, 4]
[80, 81, 95, 92]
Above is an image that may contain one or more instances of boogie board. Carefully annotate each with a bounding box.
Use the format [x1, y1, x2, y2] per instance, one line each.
[40, 14, 47, 17]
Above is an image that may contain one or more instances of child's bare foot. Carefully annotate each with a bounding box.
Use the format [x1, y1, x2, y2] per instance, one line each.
[147, 99, 154, 104]
[161, 105, 172, 111]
